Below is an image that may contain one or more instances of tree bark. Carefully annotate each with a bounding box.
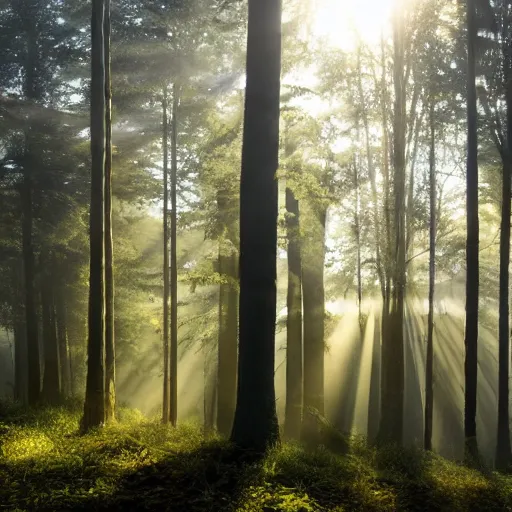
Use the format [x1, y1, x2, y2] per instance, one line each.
[22, 163, 40, 406]
[22, 22, 40, 406]
[358, 44, 384, 299]
[230, 0, 282, 452]
[284, 183, 303, 440]
[424, 100, 436, 452]
[301, 204, 326, 445]
[104, 0, 115, 423]
[217, 190, 239, 437]
[56, 285, 71, 398]
[353, 155, 363, 331]
[169, 83, 179, 427]
[464, 0, 480, 463]
[496, 12, 512, 469]
[162, 86, 170, 423]
[380, 36, 392, 308]
[378, 8, 406, 446]
[41, 262, 61, 405]
[405, 98, 423, 263]
[14, 319, 27, 403]
[82, 0, 106, 432]
[496, 155, 511, 468]
[204, 344, 216, 435]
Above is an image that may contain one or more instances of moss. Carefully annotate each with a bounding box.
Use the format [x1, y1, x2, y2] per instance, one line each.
[1, 402, 512, 511]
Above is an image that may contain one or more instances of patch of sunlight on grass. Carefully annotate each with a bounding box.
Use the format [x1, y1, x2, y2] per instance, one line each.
[264, 444, 397, 511]
[2, 428, 55, 462]
[236, 482, 321, 511]
[424, 454, 504, 510]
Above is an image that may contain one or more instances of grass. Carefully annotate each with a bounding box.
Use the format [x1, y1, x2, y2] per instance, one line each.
[1, 401, 512, 511]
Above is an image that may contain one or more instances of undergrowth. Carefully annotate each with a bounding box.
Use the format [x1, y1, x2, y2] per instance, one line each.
[1, 401, 511, 511]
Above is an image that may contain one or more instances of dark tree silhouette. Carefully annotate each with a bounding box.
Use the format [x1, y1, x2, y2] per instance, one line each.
[496, 3, 512, 469]
[230, 0, 282, 452]
[464, 0, 479, 463]
[82, 0, 107, 432]
[169, 83, 179, 427]
[162, 85, 170, 424]
[301, 203, 326, 444]
[284, 148, 303, 440]
[22, 9, 41, 407]
[56, 285, 71, 397]
[41, 261, 61, 404]
[104, 0, 116, 423]
[424, 99, 436, 452]
[378, 7, 406, 446]
[217, 188, 239, 438]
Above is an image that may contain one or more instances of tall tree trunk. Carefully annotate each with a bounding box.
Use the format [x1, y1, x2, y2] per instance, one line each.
[354, 154, 363, 332]
[162, 86, 170, 424]
[41, 266, 61, 405]
[217, 246, 238, 436]
[13, 262, 26, 402]
[424, 100, 436, 452]
[464, 0, 479, 463]
[56, 286, 71, 398]
[496, 158, 511, 468]
[301, 205, 326, 445]
[284, 182, 303, 440]
[230, 0, 282, 452]
[104, 0, 115, 423]
[22, 27, 41, 405]
[217, 189, 239, 437]
[217, 242, 227, 419]
[204, 337, 217, 435]
[169, 83, 179, 427]
[379, 37, 392, 393]
[82, 0, 106, 432]
[358, 43, 384, 298]
[381, 36, 393, 320]
[22, 164, 40, 406]
[14, 318, 27, 403]
[405, 104, 423, 263]
[378, 8, 406, 446]
[496, 18, 512, 469]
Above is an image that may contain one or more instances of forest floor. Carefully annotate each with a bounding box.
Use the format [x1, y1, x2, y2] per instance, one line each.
[1, 402, 512, 511]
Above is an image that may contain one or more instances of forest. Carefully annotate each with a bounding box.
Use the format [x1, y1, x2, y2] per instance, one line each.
[3, 0, 512, 510]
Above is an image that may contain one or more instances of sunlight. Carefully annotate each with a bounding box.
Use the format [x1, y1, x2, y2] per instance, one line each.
[311, 0, 397, 49]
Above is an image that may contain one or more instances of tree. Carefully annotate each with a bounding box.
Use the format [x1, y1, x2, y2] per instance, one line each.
[475, 0, 512, 469]
[230, 0, 282, 452]
[170, 83, 179, 427]
[104, 0, 116, 423]
[20, 2, 43, 407]
[22, 132, 40, 406]
[216, 187, 239, 437]
[301, 198, 327, 444]
[82, 0, 107, 432]
[162, 85, 170, 424]
[464, 0, 480, 463]
[41, 255, 61, 404]
[424, 99, 436, 451]
[378, 5, 407, 446]
[55, 283, 71, 397]
[496, 72, 511, 468]
[284, 128, 303, 441]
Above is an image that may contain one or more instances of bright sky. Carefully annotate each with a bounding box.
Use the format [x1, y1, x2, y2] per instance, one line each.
[311, 0, 396, 50]
[289, 0, 399, 122]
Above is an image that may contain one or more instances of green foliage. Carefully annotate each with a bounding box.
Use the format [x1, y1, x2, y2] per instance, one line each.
[237, 482, 320, 512]
[1, 404, 512, 511]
